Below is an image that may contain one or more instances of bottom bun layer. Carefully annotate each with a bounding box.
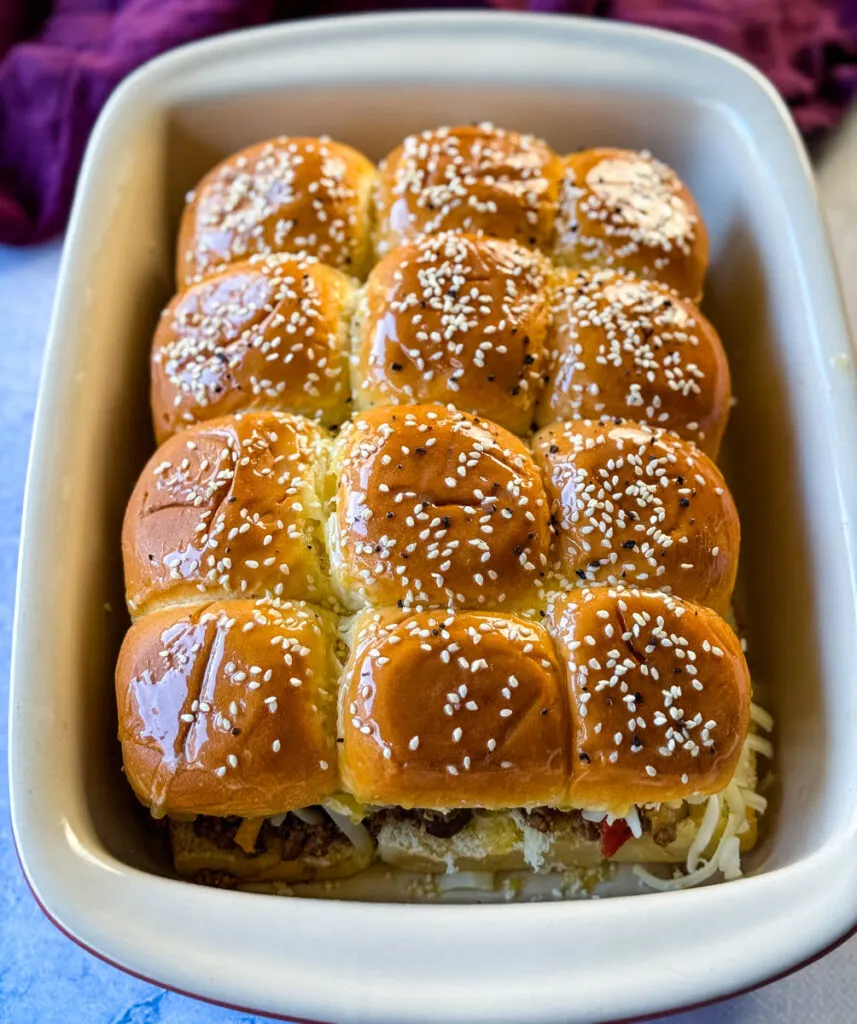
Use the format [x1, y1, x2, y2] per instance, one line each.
[169, 798, 757, 885]
[373, 804, 757, 873]
[170, 814, 373, 885]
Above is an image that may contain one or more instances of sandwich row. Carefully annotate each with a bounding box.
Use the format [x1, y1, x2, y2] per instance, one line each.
[124, 406, 740, 619]
[153, 235, 729, 445]
[117, 588, 751, 824]
[177, 125, 708, 301]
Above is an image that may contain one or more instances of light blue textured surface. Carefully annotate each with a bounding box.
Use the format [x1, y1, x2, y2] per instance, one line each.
[2, 231, 856, 1024]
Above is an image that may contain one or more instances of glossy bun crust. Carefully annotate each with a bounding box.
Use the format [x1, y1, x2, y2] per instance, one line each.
[116, 599, 340, 818]
[374, 124, 563, 255]
[536, 270, 731, 456]
[123, 411, 329, 617]
[118, 125, 755, 872]
[329, 404, 551, 608]
[352, 233, 550, 434]
[547, 588, 751, 814]
[340, 608, 569, 808]
[532, 419, 739, 614]
[554, 148, 709, 301]
[152, 254, 356, 442]
[176, 136, 376, 287]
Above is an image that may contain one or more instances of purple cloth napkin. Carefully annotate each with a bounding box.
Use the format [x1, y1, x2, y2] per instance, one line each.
[1, 0, 855, 246]
[0, 0, 275, 244]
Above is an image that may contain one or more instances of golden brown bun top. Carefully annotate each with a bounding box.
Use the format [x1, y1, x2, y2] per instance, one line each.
[330, 404, 551, 609]
[123, 411, 329, 618]
[353, 233, 551, 435]
[536, 269, 731, 456]
[547, 587, 751, 814]
[116, 599, 340, 818]
[554, 148, 709, 300]
[532, 419, 740, 615]
[176, 136, 376, 287]
[340, 608, 569, 808]
[152, 254, 357, 443]
[374, 124, 563, 255]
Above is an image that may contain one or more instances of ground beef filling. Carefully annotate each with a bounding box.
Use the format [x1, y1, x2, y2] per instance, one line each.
[367, 808, 474, 840]
[639, 803, 690, 847]
[368, 805, 690, 847]
[190, 802, 691, 863]
[192, 812, 349, 860]
[523, 808, 602, 843]
[192, 814, 243, 850]
[525, 804, 690, 848]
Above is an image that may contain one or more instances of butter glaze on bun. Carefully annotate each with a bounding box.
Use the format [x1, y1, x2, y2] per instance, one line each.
[328, 404, 551, 609]
[554, 148, 708, 301]
[340, 607, 569, 808]
[123, 411, 330, 617]
[152, 254, 356, 442]
[177, 136, 376, 287]
[374, 124, 563, 255]
[116, 599, 340, 819]
[352, 232, 550, 434]
[532, 418, 739, 614]
[546, 587, 751, 814]
[535, 269, 731, 456]
[115, 122, 762, 890]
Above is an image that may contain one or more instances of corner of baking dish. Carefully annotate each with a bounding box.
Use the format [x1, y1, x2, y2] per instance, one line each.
[10, 13, 857, 1024]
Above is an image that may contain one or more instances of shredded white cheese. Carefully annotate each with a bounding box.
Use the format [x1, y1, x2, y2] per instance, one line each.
[634, 752, 759, 893]
[750, 702, 774, 732]
[746, 733, 774, 760]
[686, 793, 720, 873]
[436, 871, 495, 892]
[742, 790, 768, 813]
[510, 811, 556, 870]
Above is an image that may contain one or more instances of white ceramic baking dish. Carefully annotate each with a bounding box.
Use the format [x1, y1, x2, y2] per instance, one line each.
[10, 11, 857, 1023]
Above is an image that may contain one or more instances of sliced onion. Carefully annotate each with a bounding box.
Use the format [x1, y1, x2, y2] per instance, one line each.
[580, 809, 607, 824]
[322, 793, 368, 823]
[268, 813, 287, 828]
[323, 807, 374, 860]
[580, 806, 643, 839]
[624, 805, 643, 839]
[292, 807, 325, 826]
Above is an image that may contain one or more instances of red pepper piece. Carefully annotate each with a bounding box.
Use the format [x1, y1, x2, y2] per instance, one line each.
[600, 817, 633, 858]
